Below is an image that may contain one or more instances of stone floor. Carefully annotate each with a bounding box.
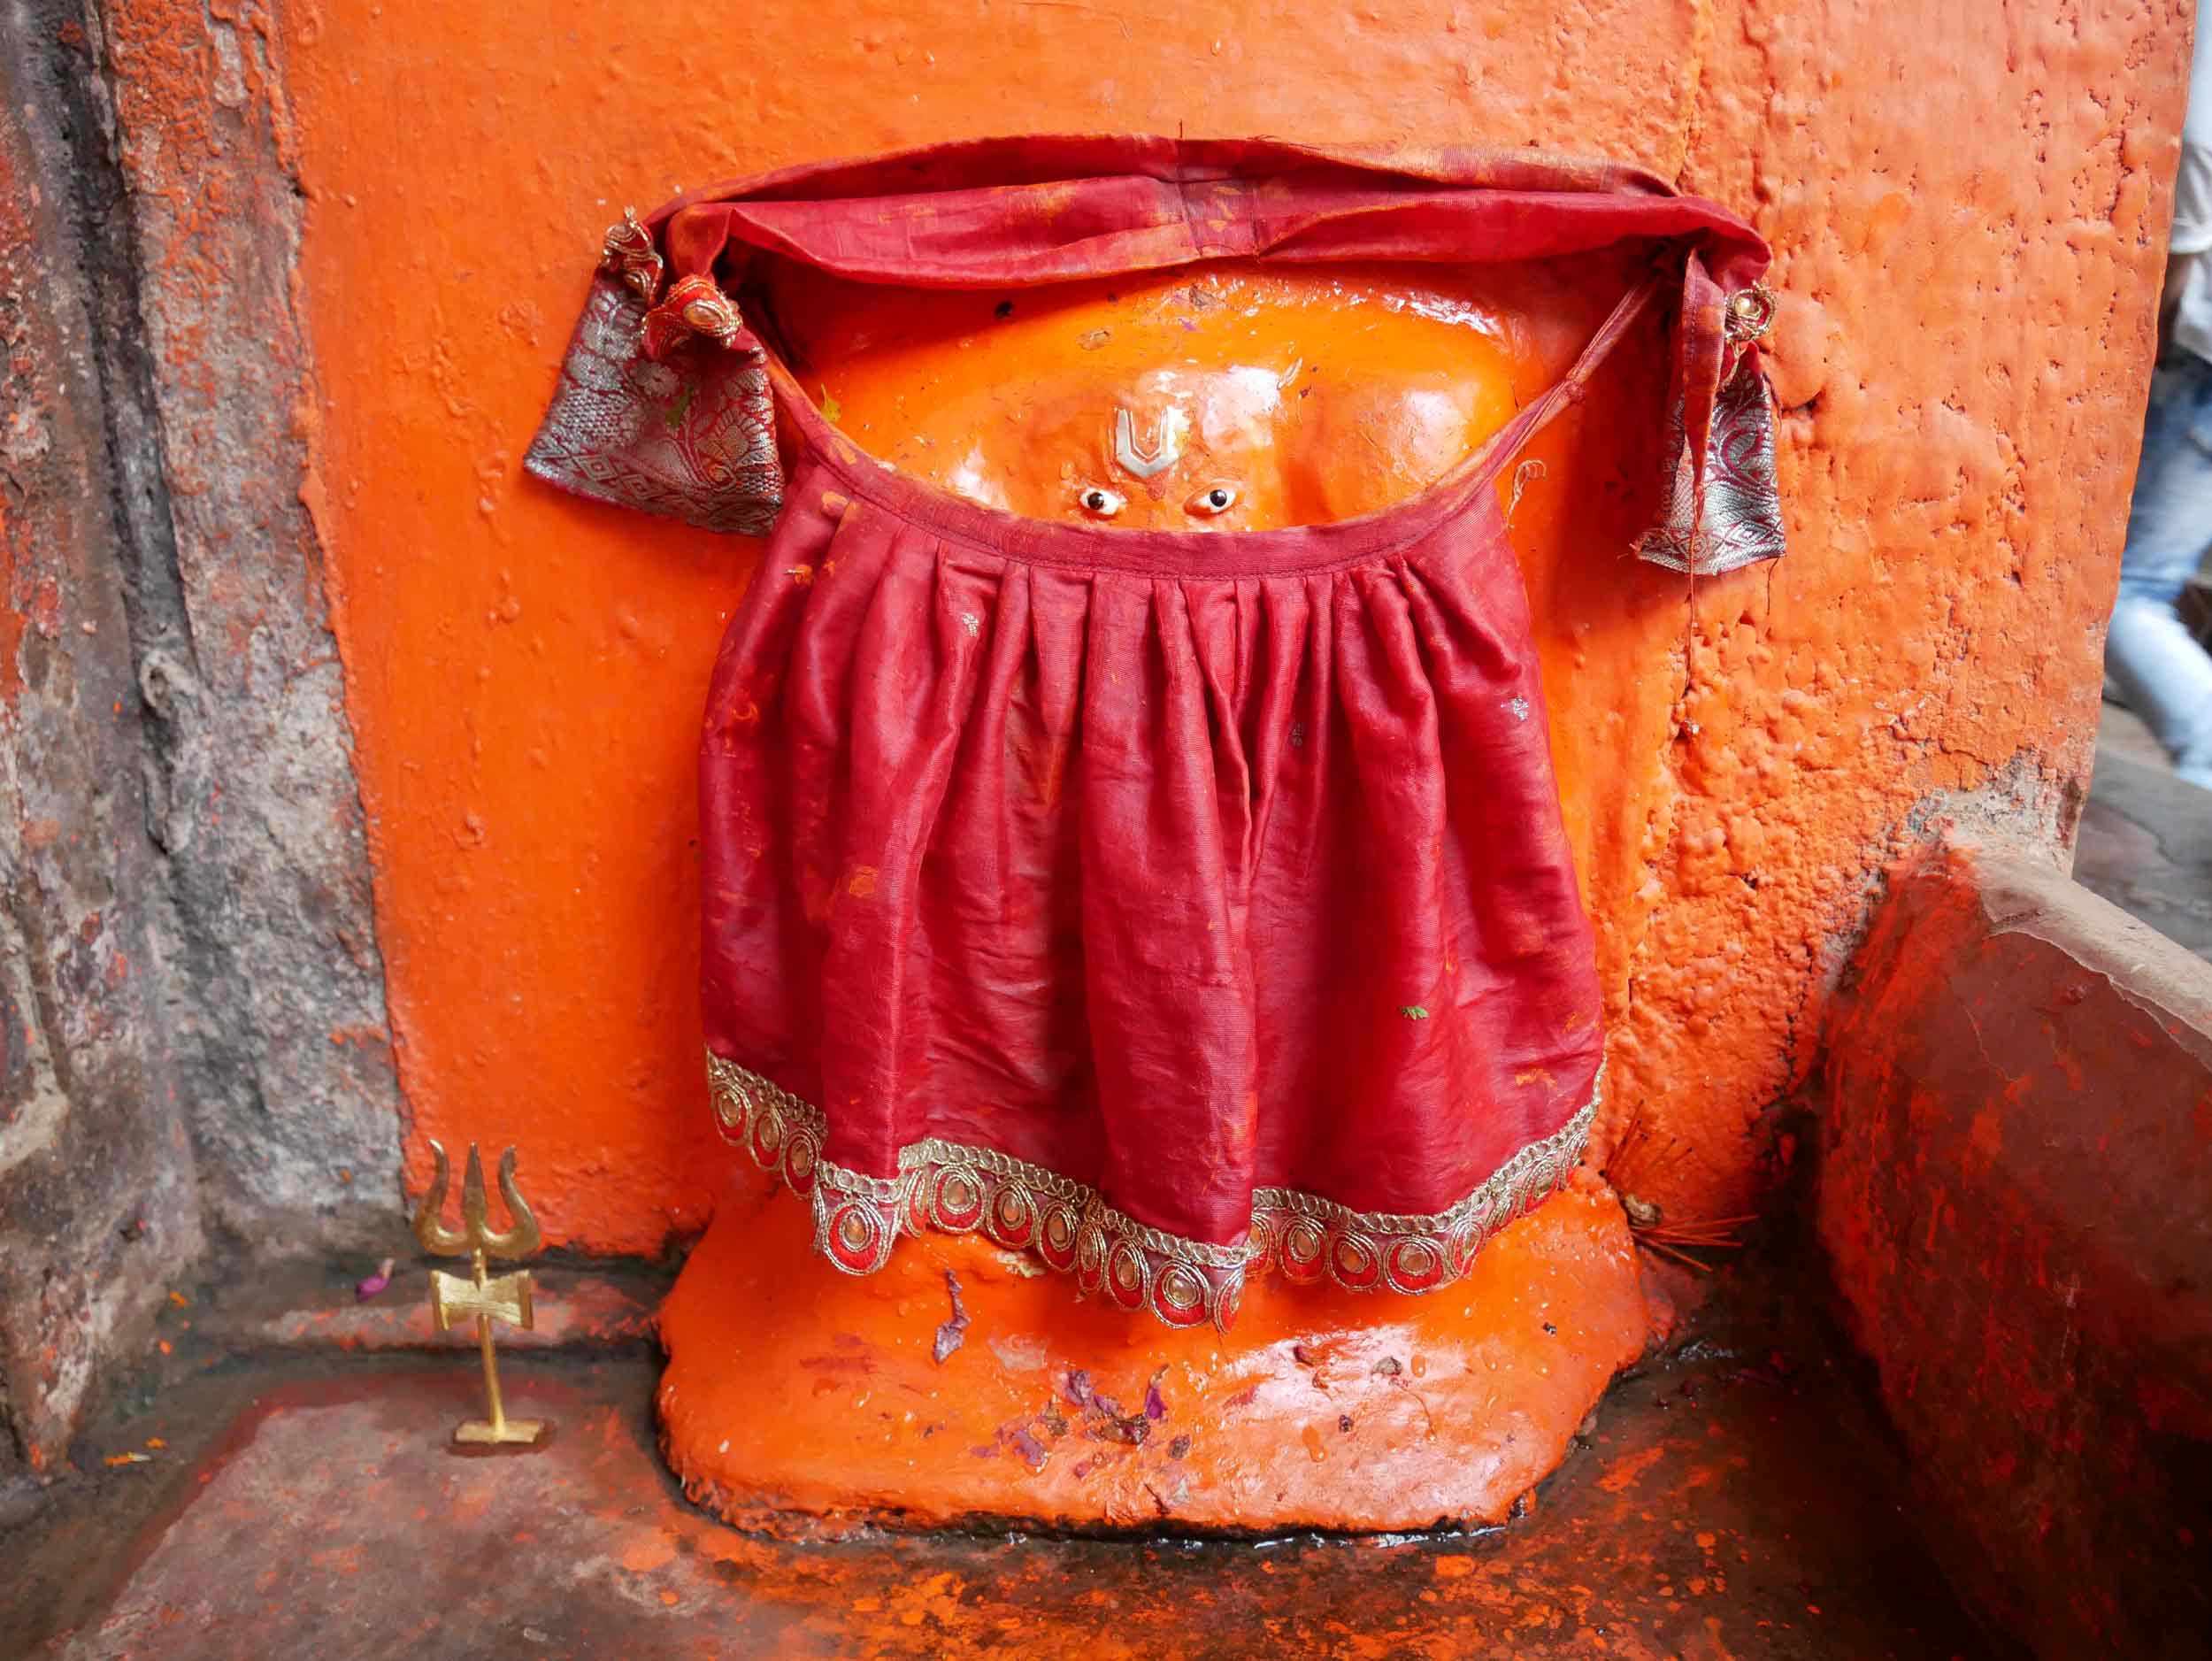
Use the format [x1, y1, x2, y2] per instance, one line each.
[1, 1261, 1994, 1661]
[19, 697, 2207, 1658]
[2077, 702, 2212, 962]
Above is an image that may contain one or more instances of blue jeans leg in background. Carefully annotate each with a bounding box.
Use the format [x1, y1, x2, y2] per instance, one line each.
[2107, 358, 2212, 790]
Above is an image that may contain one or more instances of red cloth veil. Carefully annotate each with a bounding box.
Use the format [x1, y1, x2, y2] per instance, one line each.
[526, 137, 1782, 1328]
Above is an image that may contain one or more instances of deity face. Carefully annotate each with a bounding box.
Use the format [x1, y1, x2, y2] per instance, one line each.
[956, 362, 1300, 531]
[761, 261, 1551, 534]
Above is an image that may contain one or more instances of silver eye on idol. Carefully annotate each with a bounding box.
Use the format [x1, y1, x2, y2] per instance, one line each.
[1078, 485, 1126, 517]
[1188, 485, 1238, 516]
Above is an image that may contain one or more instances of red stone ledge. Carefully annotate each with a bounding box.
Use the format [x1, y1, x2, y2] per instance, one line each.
[1817, 841, 2212, 1655]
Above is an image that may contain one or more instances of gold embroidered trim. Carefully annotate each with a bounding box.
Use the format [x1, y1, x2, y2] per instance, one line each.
[704, 1050, 1599, 1333]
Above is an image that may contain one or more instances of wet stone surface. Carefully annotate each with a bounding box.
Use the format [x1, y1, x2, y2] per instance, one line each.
[2077, 735, 2212, 964]
[4, 1280, 1993, 1661]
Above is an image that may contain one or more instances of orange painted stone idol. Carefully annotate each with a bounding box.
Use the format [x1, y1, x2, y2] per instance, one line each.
[526, 135, 1783, 1527]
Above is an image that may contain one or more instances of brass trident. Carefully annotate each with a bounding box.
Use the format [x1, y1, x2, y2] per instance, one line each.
[411, 1142, 547, 1447]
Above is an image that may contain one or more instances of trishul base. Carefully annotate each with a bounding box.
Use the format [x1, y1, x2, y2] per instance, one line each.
[455, 1415, 546, 1447]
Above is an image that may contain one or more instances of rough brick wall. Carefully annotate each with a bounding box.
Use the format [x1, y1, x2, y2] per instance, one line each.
[86, 0, 403, 1243]
[0, 0, 402, 1476]
[0, 8, 203, 1478]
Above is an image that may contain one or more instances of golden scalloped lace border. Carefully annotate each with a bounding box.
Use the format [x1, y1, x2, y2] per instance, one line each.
[705, 1049, 1599, 1333]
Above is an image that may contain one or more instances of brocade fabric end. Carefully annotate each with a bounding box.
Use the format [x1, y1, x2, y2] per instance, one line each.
[523, 278, 781, 536]
[1632, 356, 1788, 575]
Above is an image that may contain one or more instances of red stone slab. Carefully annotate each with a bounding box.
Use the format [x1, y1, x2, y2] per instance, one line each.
[31, 1326, 1988, 1660]
[1820, 843, 2212, 1655]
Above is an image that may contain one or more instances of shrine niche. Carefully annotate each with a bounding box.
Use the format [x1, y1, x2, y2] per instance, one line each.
[524, 136, 1779, 1531]
[16, 0, 2211, 1644]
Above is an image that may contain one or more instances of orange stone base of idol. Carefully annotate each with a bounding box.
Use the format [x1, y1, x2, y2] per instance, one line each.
[657, 1173, 1651, 1535]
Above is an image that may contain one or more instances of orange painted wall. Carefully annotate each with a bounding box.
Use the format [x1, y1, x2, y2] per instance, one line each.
[279, 1, 2187, 1250]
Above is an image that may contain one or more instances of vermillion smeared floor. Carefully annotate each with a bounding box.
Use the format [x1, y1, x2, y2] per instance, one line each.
[8, 1279, 1990, 1661]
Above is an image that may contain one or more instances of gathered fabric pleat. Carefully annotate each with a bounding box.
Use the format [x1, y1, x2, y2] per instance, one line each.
[700, 443, 1604, 1327]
